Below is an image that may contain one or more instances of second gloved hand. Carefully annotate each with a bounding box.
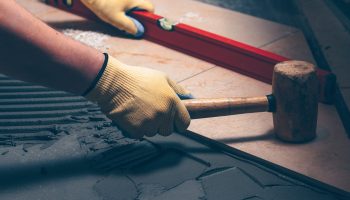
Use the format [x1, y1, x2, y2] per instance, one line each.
[85, 54, 191, 139]
[81, 0, 154, 37]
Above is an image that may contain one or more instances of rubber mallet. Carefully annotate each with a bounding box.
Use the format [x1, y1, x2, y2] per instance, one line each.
[182, 61, 319, 143]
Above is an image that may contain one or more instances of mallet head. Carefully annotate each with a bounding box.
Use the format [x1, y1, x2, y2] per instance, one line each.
[272, 61, 319, 143]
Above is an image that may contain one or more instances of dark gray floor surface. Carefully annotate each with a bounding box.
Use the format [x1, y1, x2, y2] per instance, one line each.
[0, 74, 347, 199]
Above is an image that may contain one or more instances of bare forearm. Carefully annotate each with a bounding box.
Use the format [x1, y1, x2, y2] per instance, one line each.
[0, 0, 104, 94]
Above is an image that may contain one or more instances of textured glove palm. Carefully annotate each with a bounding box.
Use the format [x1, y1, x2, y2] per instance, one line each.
[86, 55, 191, 138]
[81, 0, 154, 37]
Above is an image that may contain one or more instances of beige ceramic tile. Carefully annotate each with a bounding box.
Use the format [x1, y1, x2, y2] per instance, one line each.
[181, 66, 350, 191]
[297, 0, 350, 87]
[151, 0, 298, 47]
[16, 0, 85, 23]
[179, 66, 272, 98]
[16, 0, 58, 16]
[261, 31, 317, 65]
[17, 0, 89, 30]
[36, 8, 87, 23]
[106, 37, 215, 82]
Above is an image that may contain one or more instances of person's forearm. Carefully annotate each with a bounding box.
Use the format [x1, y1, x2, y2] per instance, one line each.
[0, 0, 104, 94]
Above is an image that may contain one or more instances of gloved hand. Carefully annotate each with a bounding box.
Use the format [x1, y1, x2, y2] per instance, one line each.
[85, 54, 191, 139]
[81, 0, 154, 37]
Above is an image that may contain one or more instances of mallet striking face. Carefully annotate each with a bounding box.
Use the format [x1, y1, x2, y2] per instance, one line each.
[182, 61, 319, 143]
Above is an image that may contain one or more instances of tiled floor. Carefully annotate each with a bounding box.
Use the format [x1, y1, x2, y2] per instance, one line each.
[11, 0, 350, 192]
[295, 0, 350, 118]
[260, 31, 316, 64]
[198, 0, 350, 131]
[154, 0, 299, 48]
[299, 0, 350, 86]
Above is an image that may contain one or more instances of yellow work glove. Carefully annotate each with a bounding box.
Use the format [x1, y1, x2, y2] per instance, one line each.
[81, 0, 154, 37]
[85, 54, 191, 139]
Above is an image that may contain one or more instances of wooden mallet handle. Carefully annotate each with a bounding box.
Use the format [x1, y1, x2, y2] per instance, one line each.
[182, 95, 275, 119]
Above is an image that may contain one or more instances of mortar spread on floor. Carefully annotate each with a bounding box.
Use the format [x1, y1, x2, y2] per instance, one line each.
[0, 74, 345, 200]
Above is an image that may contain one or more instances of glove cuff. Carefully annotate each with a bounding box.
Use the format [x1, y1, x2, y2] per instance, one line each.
[82, 53, 108, 96]
[84, 54, 138, 107]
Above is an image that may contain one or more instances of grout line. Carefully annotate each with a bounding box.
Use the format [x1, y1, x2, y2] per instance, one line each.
[258, 29, 300, 48]
[177, 66, 216, 83]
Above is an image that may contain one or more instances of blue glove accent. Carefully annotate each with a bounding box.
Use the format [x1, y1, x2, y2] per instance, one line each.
[177, 93, 194, 100]
[126, 16, 145, 38]
[125, 7, 145, 38]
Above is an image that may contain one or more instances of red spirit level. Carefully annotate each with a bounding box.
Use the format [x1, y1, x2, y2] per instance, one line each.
[45, 0, 336, 103]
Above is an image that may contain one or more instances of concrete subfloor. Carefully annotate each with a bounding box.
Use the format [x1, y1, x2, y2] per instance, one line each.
[4, 0, 350, 195]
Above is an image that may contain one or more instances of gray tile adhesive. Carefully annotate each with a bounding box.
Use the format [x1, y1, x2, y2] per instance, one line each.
[0, 73, 349, 200]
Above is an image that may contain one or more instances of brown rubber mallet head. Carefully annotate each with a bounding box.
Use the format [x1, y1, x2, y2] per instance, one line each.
[272, 60, 319, 142]
[182, 60, 319, 143]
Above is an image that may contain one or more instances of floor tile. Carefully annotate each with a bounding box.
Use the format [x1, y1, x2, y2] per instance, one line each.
[180, 66, 350, 191]
[261, 31, 317, 64]
[106, 38, 215, 82]
[16, 0, 58, 16]
[36, 8, 87, 24]
[152, 0, 299, 47]
[296, 0, 350, 87]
